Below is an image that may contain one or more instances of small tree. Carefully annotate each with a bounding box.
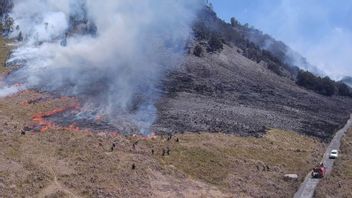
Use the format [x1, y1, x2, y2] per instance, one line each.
[319, 77, 337, 96]
[2, 15, 13, 34]
[193, 44, 203, 57]
[207, 35, 223, 53]
[296, 70, 318, 90]
[0, 0, 13, 18]
[230, 17, 238, 27]
[337, 82, 352, 97]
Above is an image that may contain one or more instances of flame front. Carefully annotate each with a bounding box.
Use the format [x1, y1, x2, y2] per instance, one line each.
[32, 103, 80, 132]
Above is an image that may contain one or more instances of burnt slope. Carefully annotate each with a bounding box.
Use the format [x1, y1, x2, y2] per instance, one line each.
[154, 8, 352, 140]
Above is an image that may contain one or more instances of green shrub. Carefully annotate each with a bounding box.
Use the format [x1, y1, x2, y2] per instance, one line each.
[207, 35, 223, 53]
[193, 44, 204, 57]
[0, 0, 13, 17]
[296, 70, 351, 97]
[337, 82, 352, 97]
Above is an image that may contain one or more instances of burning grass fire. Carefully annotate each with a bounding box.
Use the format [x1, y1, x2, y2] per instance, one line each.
[0, 0, 202, 136]
[30, 97, 81, 132]
[20, 93, 133, 135]
[46, 110, 120, 133]
[29, 103, 161, 139]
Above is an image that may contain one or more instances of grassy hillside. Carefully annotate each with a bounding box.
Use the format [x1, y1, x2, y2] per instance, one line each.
[0, 31, 334, 198]
[316, 128, 352, 197]
[0, 89, 325, 197]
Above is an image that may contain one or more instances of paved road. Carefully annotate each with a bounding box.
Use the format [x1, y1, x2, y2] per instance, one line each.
[294, 114, 352, 198]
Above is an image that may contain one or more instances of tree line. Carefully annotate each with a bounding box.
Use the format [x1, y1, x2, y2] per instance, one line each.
[0, 0, 13, 18]
[296, 70, 352, 97]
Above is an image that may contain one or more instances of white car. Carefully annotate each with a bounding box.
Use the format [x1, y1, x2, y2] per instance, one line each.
[329, 149, 339, 159]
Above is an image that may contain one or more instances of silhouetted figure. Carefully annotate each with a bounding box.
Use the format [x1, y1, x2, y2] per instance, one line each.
[110, 143, 116, 152]
[167, 134, 173, 141]
[151, 149, 155, 155]
[176, 138, 179, 143]
[132, 163, 136, 170]
[162, 149, 166, 156]
[132, 141, 139, 150]
[17, 31, 23, 42]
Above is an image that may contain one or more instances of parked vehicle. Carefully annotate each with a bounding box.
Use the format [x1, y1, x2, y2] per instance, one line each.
[329, 149, 339, 159]
[311, 163, 326, 178]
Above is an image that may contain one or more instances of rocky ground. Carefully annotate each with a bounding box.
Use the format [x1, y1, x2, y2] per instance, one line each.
[156, 44, 352, 140]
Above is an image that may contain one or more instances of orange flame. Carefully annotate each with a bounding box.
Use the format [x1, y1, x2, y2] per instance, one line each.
[32, 103, 80, 132]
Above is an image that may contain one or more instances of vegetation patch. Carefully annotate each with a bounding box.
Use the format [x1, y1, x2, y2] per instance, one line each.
[156, 130, 324, 196]
[296, 70, 352, 97]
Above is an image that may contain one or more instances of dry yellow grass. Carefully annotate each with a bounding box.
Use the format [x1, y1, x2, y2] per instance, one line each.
[316, 128, 352, 198]
[155, 130, 324, 197]
[0, 38, 326, 198]
[0, 90, 325, 197]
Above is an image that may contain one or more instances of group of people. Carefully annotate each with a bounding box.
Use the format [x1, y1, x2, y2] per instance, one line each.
[108, 133, 180, 170]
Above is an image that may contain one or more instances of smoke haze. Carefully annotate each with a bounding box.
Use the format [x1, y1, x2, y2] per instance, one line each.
[4, 0, 202, 134]
[212, 0, 352, 79]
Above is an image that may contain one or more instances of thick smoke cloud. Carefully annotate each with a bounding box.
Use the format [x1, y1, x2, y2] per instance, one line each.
[4, 0, 202, 134]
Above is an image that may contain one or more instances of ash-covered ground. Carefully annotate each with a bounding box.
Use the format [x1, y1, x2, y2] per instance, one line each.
[154, 44, 352, 140]
[151, 7, 352, 140]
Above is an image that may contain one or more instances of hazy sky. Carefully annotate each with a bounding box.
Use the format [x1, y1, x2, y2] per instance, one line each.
[212, 0, 352, 79]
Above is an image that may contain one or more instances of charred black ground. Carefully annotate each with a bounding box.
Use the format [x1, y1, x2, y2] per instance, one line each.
[47, 110, 119, 133]
[154, 7, 352, 140]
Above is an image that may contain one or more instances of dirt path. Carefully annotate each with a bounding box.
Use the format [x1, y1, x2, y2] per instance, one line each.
[38, 164, 80, 198]
[294, 114, 352, 198]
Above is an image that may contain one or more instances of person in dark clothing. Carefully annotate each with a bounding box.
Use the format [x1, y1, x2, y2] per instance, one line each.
[167, 134, 173, 141]
[132, 141, 139, 150]
[110, 143, 116, 152]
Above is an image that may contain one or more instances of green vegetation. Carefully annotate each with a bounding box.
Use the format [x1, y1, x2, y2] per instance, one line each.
[193, 44, 203, 57]
[296, 70, 352, 97]
[192, 7, 298, 79]
[207, 35, 223, 53]
[0, 0, 13, 17]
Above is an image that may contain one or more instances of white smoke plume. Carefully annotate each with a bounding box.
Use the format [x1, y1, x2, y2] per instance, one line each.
[0, 85, 25, 97]
[4, 0, 203, 134]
